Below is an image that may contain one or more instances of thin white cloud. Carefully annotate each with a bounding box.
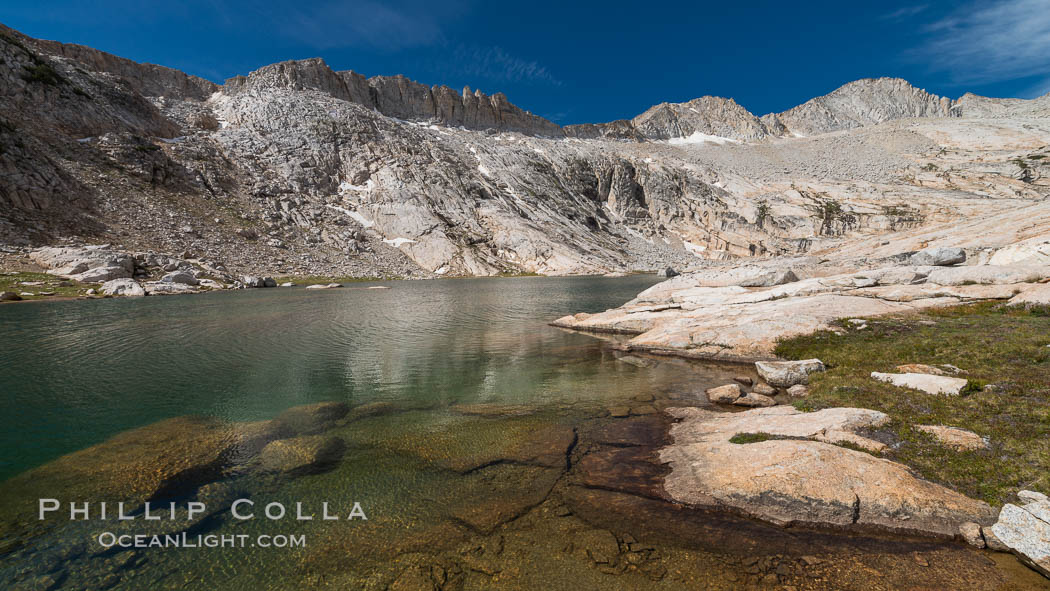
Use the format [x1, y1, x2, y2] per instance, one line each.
[916, 0, 1050, 92]
[882, 4, 928, 20]
[265, 0, 467, 51]
[451, 45, 561, 85]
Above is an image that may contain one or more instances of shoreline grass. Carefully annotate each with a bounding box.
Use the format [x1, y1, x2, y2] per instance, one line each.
[775, 301, 1050, 505]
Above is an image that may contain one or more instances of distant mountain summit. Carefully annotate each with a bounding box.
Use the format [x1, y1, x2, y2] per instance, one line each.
[1, 22, 1047, 279]
[567, 78, 959, 141]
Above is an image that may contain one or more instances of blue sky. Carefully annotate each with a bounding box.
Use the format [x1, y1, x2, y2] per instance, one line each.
[3, 0, 1049, 124]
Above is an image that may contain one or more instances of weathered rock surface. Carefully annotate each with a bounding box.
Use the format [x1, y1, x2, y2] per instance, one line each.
[755, 359, 825, 387]
[916, 425, 988, 451]
[1008, 283, 1050, 307]
[989, 497, 1050, 578]
[100, 278, 145, 296]
[896, 363, 947, 376]
[910, 246, 966, 266]
[659, 406, 997, 537]
[4, 24, 1050, 283]
[732, 392, 776, 407]
[705, 383, 742, 404]
[30, 246, 134, 281]
[872, 372, 969, 396]
[555, 261, 1050, 360]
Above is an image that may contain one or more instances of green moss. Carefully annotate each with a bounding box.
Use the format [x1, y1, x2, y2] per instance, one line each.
[775, 301, 1050, 505]
[0, 272, 98, 300]
[729, 432, 773, 444]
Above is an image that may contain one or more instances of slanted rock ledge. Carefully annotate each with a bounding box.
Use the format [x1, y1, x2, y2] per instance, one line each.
[658, 406, 997, 539]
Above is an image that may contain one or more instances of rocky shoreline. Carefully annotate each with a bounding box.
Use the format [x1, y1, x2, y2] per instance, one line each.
[556, 244, 1050, 579]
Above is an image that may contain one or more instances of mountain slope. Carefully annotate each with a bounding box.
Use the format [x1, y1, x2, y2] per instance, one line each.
[1, 23, 1048, 280]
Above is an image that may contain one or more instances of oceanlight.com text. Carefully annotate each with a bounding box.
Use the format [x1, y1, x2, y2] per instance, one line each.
[96, 532, 307, 549]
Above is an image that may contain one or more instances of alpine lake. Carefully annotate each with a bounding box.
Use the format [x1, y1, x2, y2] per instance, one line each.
[1, 276, 1045, 590]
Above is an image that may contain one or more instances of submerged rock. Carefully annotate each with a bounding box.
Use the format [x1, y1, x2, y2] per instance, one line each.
[257, 435, 346, 475]
[659, 406, 996, 537]
[272, 401, 349, 435]
[0, 416, 271, 509]
[755, 359, 825, 387]
[871, 372, 968, 396]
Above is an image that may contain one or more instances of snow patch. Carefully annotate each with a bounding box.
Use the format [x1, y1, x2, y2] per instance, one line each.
[338, 179, 375, 194]
[478, 164, 492, 178]
[383, 237, 416, 248]
[325, 204, 375, 228]
[435, 265, 449, 275]
[667, 132, 741, 146]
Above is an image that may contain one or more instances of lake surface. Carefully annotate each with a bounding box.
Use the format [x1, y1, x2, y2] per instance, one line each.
[1, 276, 1046, 590]
[0, 275, 663, 480]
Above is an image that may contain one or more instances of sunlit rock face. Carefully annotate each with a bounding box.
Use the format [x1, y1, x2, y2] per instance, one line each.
[2, 23, 1049, 280]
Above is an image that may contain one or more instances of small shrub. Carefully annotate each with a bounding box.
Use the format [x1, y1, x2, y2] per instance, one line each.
[21, 62, 64, 86]
[729, 432, 773, 444]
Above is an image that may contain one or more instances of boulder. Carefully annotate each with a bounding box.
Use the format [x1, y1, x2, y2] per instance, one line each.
[989, 500, 1050, 578]
[0, 291, 22, 301]
[871, 372, 968, 396]
[71, 265, 131, 282]
[732, 392, 776, 407]
[660, 406, 997, 537]
[960, 522, 986, 549]
[786, 385, 809, 397]
[753, 383, 777, 396]
[30, 246, 135, 281]
[257, 435, 346, 475]
[658, 267, 679, 278]
[916, 425, 988, 451]
[706, 383, 742, 404]
[100, 278, 146, 297]
[755, 359, 825, 387]
[910, 247, 966, 266]
[160, 271, 199, 286]
[241, 276, 276, 288]
[738, 269, 799, 288]
[144, 282, 197, 295]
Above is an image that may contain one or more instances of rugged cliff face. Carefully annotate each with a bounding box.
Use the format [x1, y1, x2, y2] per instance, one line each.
[1, 23, 1047, 278]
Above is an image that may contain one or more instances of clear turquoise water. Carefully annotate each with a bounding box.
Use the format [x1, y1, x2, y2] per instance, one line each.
[1, 276, 1044, 590]
[0, 276, 662, 481]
